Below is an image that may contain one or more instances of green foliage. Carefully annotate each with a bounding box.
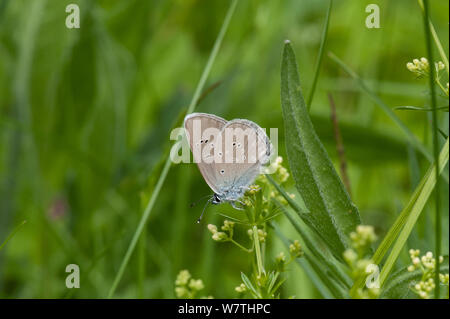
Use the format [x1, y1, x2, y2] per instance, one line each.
[0, 0, 448, 299]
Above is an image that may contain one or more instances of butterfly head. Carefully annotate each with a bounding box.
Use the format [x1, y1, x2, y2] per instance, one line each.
[212, 193, 222, 205]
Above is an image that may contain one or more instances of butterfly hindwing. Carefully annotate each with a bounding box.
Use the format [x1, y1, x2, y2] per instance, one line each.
[212, 120, 271, 199]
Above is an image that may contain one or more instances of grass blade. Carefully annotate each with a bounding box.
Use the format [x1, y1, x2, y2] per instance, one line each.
[0, 220, 27, 251]
[420, 0, 441, 298]
[107, 0, 239, 298]
[378, 140, 448, 288]
[280, 41, 361, 258]
[307, 0, 333, 110]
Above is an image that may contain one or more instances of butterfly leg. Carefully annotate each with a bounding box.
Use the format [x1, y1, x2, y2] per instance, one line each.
[231, 200, 245, 211]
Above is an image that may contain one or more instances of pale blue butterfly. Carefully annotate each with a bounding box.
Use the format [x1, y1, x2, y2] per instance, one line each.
[184, 113, 272, 222]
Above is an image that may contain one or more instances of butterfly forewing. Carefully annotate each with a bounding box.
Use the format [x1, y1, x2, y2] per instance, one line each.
[184, 113, 227, 194]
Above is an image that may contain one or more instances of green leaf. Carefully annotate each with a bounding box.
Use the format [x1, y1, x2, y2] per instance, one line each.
[280, 41, 361, 258]
[381, 257, 449, 299]
[241, 272, 261, 298]
[267, 271, 279, 294]
[269, 277, 286, 297]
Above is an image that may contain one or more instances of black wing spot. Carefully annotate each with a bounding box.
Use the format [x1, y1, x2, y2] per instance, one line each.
[220, 169, 225, 174]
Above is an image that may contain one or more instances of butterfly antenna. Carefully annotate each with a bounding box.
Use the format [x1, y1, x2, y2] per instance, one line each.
[196, 198, 213, 224]
[190, 194, 213, 208]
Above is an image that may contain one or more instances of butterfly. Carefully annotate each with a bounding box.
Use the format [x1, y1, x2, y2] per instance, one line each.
[184, 113, 272, 222]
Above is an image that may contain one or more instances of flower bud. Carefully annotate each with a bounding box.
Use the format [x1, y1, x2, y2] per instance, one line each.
[212, 232, 228, 241]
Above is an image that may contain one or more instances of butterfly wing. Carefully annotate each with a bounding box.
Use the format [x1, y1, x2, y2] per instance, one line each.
[213, 119, 272, 199]
[184, 113, 227, 194]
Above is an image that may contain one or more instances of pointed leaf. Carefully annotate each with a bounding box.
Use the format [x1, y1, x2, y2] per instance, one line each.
[280, 41, 361, 257]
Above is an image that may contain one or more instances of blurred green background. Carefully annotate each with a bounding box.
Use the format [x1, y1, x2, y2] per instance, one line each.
[0, 0, 448, 298]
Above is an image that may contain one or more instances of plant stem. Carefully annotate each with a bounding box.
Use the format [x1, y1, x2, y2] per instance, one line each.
[328, 92, 351, 197]
[230, 239, 252, 253]
[435, 77, 448, 96]
[253, 225, 265, 276]
[422, 0, 441, 298]
[418, 0, 449, 76]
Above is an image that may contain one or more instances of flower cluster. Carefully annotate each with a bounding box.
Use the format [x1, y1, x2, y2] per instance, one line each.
[268, 156, 290, 183]
[235, 283, 247, 293]
[207, 220, 235, 242]
[343, 225, 379, 299]
[349, 225, 377, 254]
[273, 240, 304, 273]
[406, 57, 444, 77]
[256, 156, 294, 209]
[406, 57, 448, 96]
[406, 57, 430, 76]
[407, 249, 448, 299]
[175, 270, 210, 298]
[289, 240, 303, 258]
